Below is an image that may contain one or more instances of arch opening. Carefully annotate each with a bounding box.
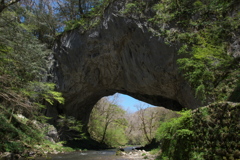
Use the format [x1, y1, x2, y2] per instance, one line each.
[61, 90, 184, 127]
[87, 93, 180, 146]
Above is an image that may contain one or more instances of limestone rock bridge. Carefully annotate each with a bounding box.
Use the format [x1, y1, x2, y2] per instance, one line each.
[47, 0, 201, 126]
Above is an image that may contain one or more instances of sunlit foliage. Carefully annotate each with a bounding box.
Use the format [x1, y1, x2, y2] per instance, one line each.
[88, 97, 128, 147]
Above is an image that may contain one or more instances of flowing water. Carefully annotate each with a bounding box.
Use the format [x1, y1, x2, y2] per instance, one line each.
[35, 146, 139, 160]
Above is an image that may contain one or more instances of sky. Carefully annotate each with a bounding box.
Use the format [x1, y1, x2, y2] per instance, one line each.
[108, 93, 155, 113]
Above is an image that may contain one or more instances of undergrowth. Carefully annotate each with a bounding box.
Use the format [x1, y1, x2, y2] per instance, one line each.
[155, 103, 240, 160]
[0, 109, 74, 158]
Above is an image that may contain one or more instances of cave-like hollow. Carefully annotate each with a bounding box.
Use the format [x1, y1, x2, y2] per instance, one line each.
[78, 90, 184, 125]
[46, 87, 194, 132]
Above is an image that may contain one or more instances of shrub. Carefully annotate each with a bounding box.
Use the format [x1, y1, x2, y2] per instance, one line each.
[155, 110, 194, 160]
[155, 102, 240, 160]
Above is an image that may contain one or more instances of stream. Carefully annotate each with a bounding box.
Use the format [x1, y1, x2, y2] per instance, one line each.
[34, 146, 139, 160]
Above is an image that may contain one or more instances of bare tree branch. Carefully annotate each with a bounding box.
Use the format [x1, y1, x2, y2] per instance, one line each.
[0, 0, 21, 13]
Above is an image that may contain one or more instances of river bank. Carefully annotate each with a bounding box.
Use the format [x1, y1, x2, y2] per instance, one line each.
[118, 149, 157, 160]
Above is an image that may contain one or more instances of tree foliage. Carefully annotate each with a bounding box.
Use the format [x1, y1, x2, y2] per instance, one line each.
[155, 110, 194, 160]
[88, 96, 128, 147]
[123, 0, 240, 103]
[0, 0, 114, 153]
[57, 0, 114, 31]
[0, 6, 64, 115]
[150, 0, 240, 102]
[57, 114, 85, 141]
[0, 0, 65, 154]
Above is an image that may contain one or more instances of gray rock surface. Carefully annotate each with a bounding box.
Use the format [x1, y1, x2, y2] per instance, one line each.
[49, 0, 202, 125]
[46, 125, 59, 143]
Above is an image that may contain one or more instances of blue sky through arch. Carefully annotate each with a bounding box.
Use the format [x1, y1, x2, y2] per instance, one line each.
[107, 93, 155, 113]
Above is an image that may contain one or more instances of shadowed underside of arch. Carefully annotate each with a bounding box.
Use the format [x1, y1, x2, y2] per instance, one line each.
[47, 0, 202, 126]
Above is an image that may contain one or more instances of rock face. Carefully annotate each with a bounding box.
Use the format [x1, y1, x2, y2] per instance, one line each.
[49, 0, 202, 125]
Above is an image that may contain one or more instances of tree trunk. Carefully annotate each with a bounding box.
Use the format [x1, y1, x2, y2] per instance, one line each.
[0, 1, 6, 13]
[100, 121, 109, 143]
[78, 0, 84, 16]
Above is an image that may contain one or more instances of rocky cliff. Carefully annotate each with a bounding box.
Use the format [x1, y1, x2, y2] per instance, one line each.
[48, 0, 202, 124]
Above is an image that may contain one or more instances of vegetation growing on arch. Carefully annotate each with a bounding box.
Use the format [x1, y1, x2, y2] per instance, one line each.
[152, 0, 240, 102]
[56, 0, 116, 32]
[123, 0, 240, 103]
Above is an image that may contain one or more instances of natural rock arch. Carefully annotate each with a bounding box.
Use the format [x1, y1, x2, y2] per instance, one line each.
[47, 0, 201, 125]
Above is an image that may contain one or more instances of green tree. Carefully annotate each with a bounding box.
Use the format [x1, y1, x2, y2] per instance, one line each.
[57, 114, 85, 141]
[88, 96, 128, 147]
[54, 0, 113, 31]
[0, 0, 69, 154]
[55, 0, 101, 21]
[18, 0, 62, 46]
[148, 0, 240, 102]
[0, 2, 65, 153]
[56, 0, 81, 21]
[0, 0, 64, 129]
